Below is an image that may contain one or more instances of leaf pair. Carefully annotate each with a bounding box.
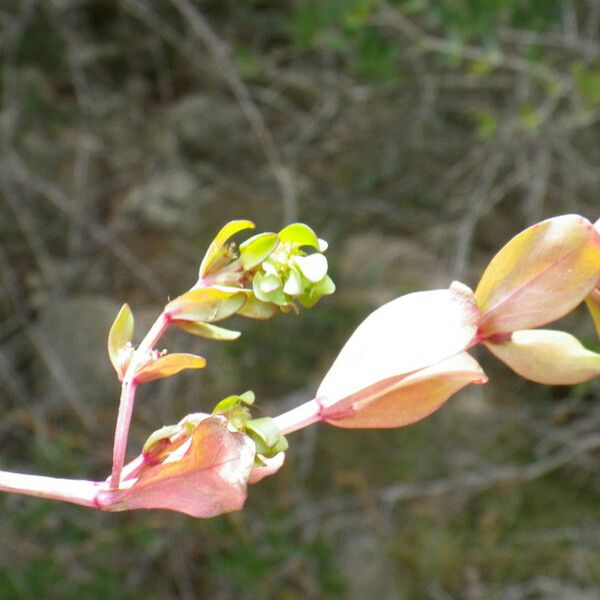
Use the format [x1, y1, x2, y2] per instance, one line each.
[315, 283, 486, 428]
[311, 215, 600, 431]
[97, 413, 285, 518]
[107, 304, 206, 384]
[475, 214, 600, 384]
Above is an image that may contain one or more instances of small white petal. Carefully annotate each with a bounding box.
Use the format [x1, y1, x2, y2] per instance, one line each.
[318, 238, 329, 252]
[262, 259, 278, 276]
[283, 270, 303, 296]
[295, 254, 328, 283]
[259, 274, 282, 293]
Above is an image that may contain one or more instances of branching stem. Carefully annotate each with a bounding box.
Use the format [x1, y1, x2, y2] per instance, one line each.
[110, 311, 171, 487]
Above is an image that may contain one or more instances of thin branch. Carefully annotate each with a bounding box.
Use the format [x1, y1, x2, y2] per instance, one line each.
[167, 0, 298, 225]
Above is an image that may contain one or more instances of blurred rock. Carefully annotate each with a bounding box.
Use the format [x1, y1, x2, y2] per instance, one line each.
[339, 232, 444, 305]
[168, 93, 251, 163]
[117, 168, 211, 234]
[34, 295, 122, 407]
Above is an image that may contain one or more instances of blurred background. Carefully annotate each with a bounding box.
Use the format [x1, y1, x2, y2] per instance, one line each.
[1, 1, 600, 598]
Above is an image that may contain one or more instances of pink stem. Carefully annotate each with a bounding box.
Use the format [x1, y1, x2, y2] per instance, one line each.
[0, 469, 102, 508]
[110, 311, 171, 487]
[273, 397, 323, 436]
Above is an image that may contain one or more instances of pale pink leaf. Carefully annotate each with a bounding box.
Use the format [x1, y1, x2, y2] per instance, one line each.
[317, 284, 480, 409]
[322, 352, 487, 428]
[476, 214, 600, 336]
[98, 417, 256, 518]
[485, 329, 600, 385]
[248, 452, 285, 484]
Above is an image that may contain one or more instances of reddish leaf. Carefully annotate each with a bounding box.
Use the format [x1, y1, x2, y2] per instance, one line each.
[476, 215, 600, 337]
[135, 353, 207, 384]
[317, 283, 480, 407]
[98, 417, 256, 518]
[322, 352, 487, 428]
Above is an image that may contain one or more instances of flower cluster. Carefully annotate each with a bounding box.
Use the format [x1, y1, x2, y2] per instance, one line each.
[251, 223, 335, 310]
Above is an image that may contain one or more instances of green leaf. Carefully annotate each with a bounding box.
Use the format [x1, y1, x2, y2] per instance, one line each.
[173, 320, 241, 341]
[244, 417, 288, 457]
[212, 391, 255, 414]
[298, 274, 335, 308]
[212, 391, 255, 430]
[236, 291, 279, 320]
[135, 353, 207, 384]
[108, 303, 134, 374]
[199, 220, 255, 277]
[166, 288, 246, 323]
[239, 232, 279, 270]
[253, 271, 285, 303]
[278, 223, 320, 249]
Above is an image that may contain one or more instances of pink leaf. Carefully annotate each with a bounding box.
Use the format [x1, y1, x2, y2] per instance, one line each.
[98, 417, 255, 518]
[317, 283, 480, 409]
[485, 329, 600, 385]
[322, 352, 487, 428]
[248, 452, 285, 484]
[475, 214, 600, 337]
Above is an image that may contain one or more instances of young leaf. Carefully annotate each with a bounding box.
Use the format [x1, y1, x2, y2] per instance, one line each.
[135, 353, 207, 384]
[475, 214, 600, 336]
[239, 233, 279, 270]
[199, 220, 255, 277]
[485, 329, 600, 385]
[108, 303, 134, 375]
[278, 223, 320, 249]
[317, 284, 480, 406]
[142, 424, 182, 458]
[166, 288, 246, 323]
[298, 274, 335, 308]
[244, 418, 288, 457]
[172, 320, 241, 341]
[248, 452, 285, 484]
[212, 391, 255, 414]
[322, 352, 487, 429]
[236, 292, 279, 320]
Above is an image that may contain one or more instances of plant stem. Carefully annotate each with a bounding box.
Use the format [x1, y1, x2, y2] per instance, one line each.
[273, 397, 323, 436]
[110, 311, 171, 487]
[0, 469, 102, 508]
